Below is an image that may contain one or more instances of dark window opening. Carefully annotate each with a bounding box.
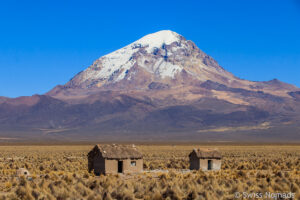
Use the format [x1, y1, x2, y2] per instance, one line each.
[208, 160, 212, 170]
[118, 161, 123, 173]
[131, 161, 136, 166]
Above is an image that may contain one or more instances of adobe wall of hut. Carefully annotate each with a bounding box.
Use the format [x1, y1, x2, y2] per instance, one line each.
[200, 159, 208, 170]
[210, 159, 221, 170]
[102, 159, 116, 174]
[92, 155, 106, 175]
[199, 159, 221, 171]
[102, 159, 143, 174]
[189, 153, 200, 170]
[122, 159, 143, 174]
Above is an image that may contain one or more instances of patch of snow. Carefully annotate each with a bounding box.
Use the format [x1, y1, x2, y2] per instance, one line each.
[171, 46, 180, 52]
[156, 62, 182, 79]
[138, 58, 182, 79]
[83, 45, 138, 82]
[152, 58, 164, 74]
[133, 30, 181, 53]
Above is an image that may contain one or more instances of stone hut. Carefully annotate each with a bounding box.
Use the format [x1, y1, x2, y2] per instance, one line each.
[88, 144, 143, 175]
[189, 148, 222, 171]
[16, 168, 30, 177]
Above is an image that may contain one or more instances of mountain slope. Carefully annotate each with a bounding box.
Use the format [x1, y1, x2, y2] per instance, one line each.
[1, 30, 300, 142]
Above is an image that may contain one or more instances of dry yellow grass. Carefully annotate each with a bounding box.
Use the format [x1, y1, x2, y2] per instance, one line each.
[0, 145, 299, 199]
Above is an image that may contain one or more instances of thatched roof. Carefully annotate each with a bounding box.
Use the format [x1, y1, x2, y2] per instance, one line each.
[88, 144, 143, 159]
[189, 148, 221, 159]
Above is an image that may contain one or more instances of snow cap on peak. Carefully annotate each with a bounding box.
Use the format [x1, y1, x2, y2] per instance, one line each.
[132, 30, 182, 53]
[75, 30, 185, 85]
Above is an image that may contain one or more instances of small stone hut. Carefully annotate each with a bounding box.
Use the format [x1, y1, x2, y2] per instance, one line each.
[88, 144, 143, 175]
[189, 148, 222, 171]
[16, 168, 30, 177]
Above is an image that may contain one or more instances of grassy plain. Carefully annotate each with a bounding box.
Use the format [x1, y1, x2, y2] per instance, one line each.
[0, 144, 299, 199]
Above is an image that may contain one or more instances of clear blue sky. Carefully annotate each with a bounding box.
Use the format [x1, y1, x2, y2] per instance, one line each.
[0, 0, 299, 97]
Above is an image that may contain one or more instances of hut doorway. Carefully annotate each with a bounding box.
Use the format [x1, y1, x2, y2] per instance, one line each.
[118, 161, 123, 173]
[208, 160, 212, 170]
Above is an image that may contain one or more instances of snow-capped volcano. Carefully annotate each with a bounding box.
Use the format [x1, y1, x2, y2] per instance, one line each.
[1, 30, 300, 142]
[49, 30, 298, 100]
[65, 30, 234, 89]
